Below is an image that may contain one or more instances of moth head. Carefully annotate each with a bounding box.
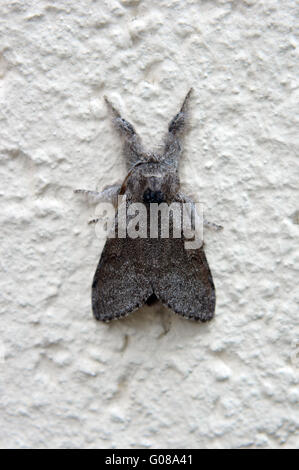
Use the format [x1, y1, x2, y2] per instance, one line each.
[123, 160, 179, 203]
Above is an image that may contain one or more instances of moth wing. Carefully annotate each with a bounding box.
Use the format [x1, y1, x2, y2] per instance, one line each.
[153, 238, 215, 321]
[92, 236, 153, 322]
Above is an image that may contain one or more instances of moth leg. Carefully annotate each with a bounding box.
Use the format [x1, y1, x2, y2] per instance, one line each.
[176, 192, 223, 231]
[104, 96, 144, 169]
[88, 217, 101, 225]
[163, 88, 193, 168]
[175, 191, 193, 205]
[74, 189, 103, 203]
[74, 184, 121, 206]
[204, 218, 223, 231]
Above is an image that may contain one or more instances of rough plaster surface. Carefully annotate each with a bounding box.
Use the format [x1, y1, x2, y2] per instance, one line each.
[0, 0, 298, 449]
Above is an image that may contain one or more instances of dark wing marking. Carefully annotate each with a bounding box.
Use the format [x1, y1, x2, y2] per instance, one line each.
[153, 237, 215, 321]
[92, 236, 153, 322]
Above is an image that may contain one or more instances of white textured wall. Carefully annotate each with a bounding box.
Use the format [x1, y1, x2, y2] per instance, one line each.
[0, 0, 298, 449]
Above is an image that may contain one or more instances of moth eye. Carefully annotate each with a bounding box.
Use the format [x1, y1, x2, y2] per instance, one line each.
[155, 191, 165, 203]
[143, 188, 165, 203]
[143, 188, 152, 203]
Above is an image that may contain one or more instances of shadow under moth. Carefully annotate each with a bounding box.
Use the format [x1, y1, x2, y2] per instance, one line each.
[75, 89, 222, 322]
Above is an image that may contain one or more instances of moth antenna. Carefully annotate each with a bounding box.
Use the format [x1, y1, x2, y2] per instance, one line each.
[163, 88, 193, 168]
[104, 96, 144, 170]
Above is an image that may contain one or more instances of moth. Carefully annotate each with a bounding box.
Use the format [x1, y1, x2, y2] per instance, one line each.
[75, 89, 221, 322]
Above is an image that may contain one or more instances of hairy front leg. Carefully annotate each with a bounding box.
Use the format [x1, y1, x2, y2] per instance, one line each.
[163, 89, 193, 168]
[74, 184, 121, 206]
[74, 184, 121, 225]
[176, 192, 223, 231]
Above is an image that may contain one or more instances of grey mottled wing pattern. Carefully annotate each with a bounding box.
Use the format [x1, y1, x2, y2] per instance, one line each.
[153, 237, 215, 321]
[92, 236, 153, 322]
